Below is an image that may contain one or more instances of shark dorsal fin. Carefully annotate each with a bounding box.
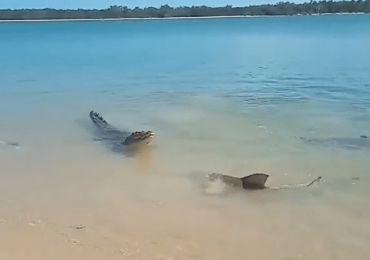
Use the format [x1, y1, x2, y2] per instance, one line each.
[241, 173, 269, 190]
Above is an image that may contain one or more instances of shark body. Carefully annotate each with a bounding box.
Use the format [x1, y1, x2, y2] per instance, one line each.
[207, 172, 321, 191]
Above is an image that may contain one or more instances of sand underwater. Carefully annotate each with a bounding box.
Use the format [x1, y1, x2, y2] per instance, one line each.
[0, 96, 369, 260]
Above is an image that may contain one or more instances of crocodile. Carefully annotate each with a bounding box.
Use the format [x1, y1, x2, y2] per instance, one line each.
[89, 110, 154, 155]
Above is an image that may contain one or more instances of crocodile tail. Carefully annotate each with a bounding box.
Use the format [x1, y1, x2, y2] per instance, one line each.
[89, 110, 109, 129]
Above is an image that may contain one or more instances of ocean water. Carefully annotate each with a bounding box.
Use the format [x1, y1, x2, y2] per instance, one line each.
[0, 14, 370, 260]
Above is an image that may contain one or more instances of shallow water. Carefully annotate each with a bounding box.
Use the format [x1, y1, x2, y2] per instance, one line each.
[0, 14, 370, 260]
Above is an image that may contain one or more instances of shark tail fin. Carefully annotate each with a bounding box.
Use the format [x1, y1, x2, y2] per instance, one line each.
[241, 173, 269, 190]
[89, 110, 109, 129]
[306, 176, 322, 187]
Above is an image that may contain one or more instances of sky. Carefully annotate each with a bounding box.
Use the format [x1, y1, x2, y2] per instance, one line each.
[0, 0, 308, 10]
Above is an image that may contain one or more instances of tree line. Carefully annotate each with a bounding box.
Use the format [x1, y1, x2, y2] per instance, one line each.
[0, 1, 369, 20]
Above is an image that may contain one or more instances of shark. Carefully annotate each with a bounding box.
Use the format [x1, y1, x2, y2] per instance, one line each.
[206, 172, 322, 191]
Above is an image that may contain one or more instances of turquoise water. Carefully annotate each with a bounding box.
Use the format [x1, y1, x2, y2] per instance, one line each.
[0, 14, 370, 260]
[1, 15, 370, 107]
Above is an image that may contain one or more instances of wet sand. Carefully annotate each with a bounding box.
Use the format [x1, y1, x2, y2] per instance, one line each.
[0, 97, 369, 260]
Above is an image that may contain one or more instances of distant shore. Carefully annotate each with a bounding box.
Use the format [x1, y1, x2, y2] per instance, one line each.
[0, 12, 367, 23]
[0, 1, 369, 21]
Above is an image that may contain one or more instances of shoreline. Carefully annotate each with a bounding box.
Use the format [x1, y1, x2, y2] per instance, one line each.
[0, 12, 367, 23]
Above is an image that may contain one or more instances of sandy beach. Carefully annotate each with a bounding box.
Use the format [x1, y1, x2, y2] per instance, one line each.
[1, 99, 370, 260]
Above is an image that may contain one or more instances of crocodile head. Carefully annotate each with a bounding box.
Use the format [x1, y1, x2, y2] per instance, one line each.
[123, 131, 155, 146]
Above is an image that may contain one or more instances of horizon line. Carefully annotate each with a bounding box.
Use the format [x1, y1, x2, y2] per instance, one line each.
[0, 1, 361, 11]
